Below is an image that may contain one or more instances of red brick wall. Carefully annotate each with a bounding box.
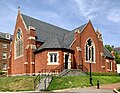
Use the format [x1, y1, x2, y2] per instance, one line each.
[35, 50, 64, 73]
[105, 59, 116, 73]
[8, 12, 116, 75]
[0, 39, 11, 70]
[70, 21, 112, 73]
[9, 12, 29, 75]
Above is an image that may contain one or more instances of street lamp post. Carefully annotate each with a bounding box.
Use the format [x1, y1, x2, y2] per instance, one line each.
[88, 39, 93, 86]
[90, 58, 92, 86]
[89, 47, 92, 86]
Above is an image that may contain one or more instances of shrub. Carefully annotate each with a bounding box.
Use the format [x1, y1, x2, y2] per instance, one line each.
[87, 72, 119, 76]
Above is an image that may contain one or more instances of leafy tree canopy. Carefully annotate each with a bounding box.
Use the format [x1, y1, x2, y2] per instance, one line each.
[105, 45, 120, 64]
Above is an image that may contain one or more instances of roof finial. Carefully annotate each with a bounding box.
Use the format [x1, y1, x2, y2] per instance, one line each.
[18, 6, 20, 12]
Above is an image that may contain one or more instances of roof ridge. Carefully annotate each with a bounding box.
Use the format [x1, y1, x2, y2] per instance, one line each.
[72, 23, 88, 32]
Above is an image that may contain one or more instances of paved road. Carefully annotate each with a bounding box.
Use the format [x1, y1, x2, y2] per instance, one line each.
[53, 82, 120, 93]
[63, 88, 113, 93]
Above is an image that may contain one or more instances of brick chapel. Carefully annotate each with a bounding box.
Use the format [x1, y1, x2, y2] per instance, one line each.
[8, 10, 117, 76]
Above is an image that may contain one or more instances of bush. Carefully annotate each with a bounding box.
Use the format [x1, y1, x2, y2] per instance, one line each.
[87, 72, 119, 76]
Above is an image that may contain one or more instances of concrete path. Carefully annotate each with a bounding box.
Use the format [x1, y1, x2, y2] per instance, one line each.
[53, 82, 120, 93]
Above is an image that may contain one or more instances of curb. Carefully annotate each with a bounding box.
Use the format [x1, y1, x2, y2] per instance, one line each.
[52, 87, 82, 92]
[113, 88, 120, 93]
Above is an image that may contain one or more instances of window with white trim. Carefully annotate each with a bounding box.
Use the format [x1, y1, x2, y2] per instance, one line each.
[6, 34, 10, 39]
[85, 38, 95, 62]
[15, 29, 23, 58]
[3, 44, 7, 48]
[3, 63, 7, 70]
[2, 52, 7, 59]
[47, 52, 59, 65]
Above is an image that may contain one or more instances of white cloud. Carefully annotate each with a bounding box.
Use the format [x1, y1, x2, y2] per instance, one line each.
[73, 0, 106, 20]
[107, 9, 120, 23]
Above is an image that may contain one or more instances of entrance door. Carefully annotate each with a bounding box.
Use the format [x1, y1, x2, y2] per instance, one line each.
[65, 54, 69, 69]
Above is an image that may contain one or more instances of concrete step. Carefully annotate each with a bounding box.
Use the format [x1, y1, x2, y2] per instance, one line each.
[59, 69, 87, 76]
[36, 76, 52, 91]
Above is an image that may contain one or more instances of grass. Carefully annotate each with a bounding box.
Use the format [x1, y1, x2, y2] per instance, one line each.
[0, 76, 37, 92]
[0, 75, 120, 91]
[48, 76, 120, 90]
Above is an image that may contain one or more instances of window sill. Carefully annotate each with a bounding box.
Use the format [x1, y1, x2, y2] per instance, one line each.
[14, 55, 23, 60]
[107, 69, 112, 71]
[85, 61, 96, 64]
[47, 62, 59, 65]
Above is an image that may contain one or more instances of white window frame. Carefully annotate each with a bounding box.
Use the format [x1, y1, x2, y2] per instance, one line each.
[2, 52, 7, 59]
[3, 63, 7, 70]
[47, 52, 59, 65]
[3, 44, 7, 48]
[85, 38, 96, 63]
[6, 34, 10, 39]
[107, 61, 112, 71]
[14, 28, 23, 59]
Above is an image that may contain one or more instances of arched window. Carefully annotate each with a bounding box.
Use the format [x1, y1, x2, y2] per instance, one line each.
[85, 38, 95, 62]
[15, 29, 23, 58]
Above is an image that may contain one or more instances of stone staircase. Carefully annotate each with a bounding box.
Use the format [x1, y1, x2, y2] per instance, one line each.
[59, 69, 87, 76]
[35, 69, 87, 91]
[36, 75, 52, 91]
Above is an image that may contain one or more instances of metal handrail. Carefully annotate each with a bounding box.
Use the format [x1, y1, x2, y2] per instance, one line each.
[34, 63, 65, 91]
[34, 69, 49, 90]
[79, 64, 88, 74]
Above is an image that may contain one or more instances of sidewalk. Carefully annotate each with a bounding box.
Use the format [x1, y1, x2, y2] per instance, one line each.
[53, 82, 120, 93]
[96, 82, 120, 90]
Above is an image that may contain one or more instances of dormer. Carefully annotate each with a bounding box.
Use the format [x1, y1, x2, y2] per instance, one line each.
[6, 33, 10, 39]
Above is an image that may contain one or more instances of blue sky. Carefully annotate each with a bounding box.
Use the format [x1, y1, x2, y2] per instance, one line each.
[0, 0, 120, 47]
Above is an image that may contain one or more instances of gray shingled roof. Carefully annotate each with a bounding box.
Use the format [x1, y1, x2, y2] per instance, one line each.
[72, 23, 87, 32]
[0, 32, 13, 40]
[21, 13, 87, 51]
[104, 47, 114, 59]
[37, 36, 69, 51]
[63, 31, 74, 47]
[21, 14, 69, 42]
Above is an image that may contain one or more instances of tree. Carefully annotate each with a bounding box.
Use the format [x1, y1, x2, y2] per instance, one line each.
[105, 45, 113, 52]
[105, 45, 120, 64]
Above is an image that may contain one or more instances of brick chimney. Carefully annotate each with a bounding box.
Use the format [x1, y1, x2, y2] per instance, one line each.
[111, 51, 115, 58]
[27, 26, 36, 75]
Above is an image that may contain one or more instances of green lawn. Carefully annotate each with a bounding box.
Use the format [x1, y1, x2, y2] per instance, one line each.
[0, 76, 36, 92]
[48, 76, 120, 90]
[0, 75, 120, 91]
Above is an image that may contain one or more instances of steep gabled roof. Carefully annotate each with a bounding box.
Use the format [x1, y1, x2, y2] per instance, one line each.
[104, 47, 114, 59]
[72, 23, 87, 32]
[37, 36, 69, 51]
[21, 13, 88, 51]
[63, 23, 87, 47]
[21, 14, 69, 42]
